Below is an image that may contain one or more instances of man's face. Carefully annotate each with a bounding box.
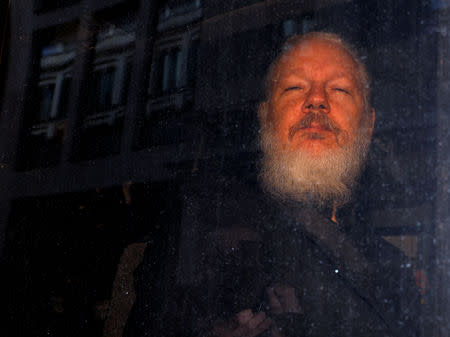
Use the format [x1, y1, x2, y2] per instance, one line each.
[261, 38, 369, 156]
[259, 37, 374, 206]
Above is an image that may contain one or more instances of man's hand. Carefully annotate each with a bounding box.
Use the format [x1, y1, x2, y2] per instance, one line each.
[266, 285, 301, 314]
[212, 309, 272, 337]
[266, 285, 302, 337]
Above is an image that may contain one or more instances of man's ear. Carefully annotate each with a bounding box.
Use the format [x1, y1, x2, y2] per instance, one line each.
[258, 101, 269, 129]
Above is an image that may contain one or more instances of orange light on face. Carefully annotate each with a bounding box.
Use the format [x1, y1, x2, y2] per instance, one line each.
[261, 38, 368, 157]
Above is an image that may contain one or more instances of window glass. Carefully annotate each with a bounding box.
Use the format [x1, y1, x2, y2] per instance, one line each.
[79, 3, 137, 159]
[18, 22, 77, 170]
[93, 66, 116, 113]
[137, 0, 201, 148]
[3, 1, 450, 336]
[36, 82, 55, 121]
[89, 17, 136, 118]
[57, 74, 72, 118]
[37, 40, 75, 122]
[129, 1, 446, 336]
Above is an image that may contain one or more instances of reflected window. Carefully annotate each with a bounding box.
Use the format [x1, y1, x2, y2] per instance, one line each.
[93, 66, 115, 113]
[137, 0, 201, 148]
[148, 0, 201, 102]
[149, 35, 199, 103]
[36, 82, 55, 122]
[36, 41, 75, 124]
[19, 23, 77, 170]
[58, 75, 72, 117]
[36, 73, 72, 123]
[153, 48, 183, 95]
[79, 3, 136, 160]
[84, 15, 135, 125]
[162, 48, 182, 92]
[90, 59, 133, 115]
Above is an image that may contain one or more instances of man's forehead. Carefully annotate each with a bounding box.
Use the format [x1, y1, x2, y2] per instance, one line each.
[281, 37, 354, 60]
[280, 40, 357, 70]
[276, 68, 359, 83]
[271, 38, 362, 87]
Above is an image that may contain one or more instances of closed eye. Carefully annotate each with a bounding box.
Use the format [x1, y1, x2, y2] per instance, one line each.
[333, 87, 350, 94]
[285, 86, 303, 91]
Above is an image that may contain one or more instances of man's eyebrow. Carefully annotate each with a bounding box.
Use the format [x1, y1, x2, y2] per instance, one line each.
[328, 75, 357, 83]
[277, 72, 307, 83]
[278, 73, 358, 85]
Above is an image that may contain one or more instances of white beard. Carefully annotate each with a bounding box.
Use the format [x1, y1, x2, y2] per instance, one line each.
[259, 126, 371, 208]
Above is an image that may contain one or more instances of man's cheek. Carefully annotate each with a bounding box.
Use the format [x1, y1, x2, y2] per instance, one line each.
[335, 130, 352, 147]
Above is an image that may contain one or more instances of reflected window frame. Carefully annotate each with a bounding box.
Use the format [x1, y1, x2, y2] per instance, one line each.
[32, 39, 75, 140]
[147, 25, 200, 119]
[83, 15, 136, 129]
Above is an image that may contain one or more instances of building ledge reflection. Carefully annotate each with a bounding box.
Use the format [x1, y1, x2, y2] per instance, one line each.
[157, 0, 202, 31]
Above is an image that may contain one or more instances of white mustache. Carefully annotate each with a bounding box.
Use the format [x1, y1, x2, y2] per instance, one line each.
[288, 112, 341, 141]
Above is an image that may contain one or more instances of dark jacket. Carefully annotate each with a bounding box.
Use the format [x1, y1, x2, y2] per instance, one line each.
[124, 176, 420, 337]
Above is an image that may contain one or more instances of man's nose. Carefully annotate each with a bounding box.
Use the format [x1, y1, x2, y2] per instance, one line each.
[302, 85, 330, 114]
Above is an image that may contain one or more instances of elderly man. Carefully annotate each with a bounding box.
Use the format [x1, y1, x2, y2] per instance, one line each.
[125, 32, 420, 337]
[259, 32, 373, 211]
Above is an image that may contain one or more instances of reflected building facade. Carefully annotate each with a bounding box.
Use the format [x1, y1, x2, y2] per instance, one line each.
[1, 0, 449, 336]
